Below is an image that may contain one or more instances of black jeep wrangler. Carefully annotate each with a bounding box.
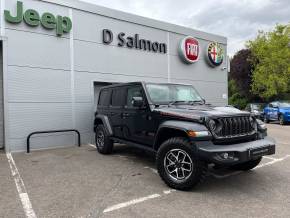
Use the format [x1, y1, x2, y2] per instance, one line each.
[94, 82, 275, 190]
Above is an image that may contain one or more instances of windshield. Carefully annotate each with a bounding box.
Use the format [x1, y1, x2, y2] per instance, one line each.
[252, 104, 263, 110]
[279, 102, 290, 107]
[145, 83, 203, 104]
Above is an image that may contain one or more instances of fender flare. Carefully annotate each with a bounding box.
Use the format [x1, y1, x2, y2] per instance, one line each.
[153, 120, 208, 150]
[94, 115, 113, 136]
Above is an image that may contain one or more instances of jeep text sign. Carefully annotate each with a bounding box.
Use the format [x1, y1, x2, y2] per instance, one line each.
[4, 1, 72, 36]
[179, 36, 200, 64]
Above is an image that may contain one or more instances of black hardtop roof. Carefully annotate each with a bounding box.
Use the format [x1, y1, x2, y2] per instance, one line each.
[100, 82, 143, 90]
[99, 81, 192, 91]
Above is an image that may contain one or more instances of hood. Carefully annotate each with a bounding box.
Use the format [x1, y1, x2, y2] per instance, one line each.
[279, 107, 290, 112]
[153, 104, 250, 121]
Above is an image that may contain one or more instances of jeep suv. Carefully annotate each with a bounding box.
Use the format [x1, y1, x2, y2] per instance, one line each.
[94, 82, 275, 190]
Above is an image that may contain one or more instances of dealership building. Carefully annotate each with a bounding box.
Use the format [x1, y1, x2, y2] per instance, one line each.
[0, 0, 228, 152]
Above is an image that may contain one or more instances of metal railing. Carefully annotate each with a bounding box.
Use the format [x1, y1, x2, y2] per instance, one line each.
[27, 129, 81, 153]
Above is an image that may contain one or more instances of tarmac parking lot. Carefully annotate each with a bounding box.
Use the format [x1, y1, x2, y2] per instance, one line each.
[1, 123, 290, 218]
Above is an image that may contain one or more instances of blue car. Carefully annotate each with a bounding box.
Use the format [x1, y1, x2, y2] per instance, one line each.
[263, 101, 290, 125]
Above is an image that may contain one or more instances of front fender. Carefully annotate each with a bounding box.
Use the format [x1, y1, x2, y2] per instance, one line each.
[158, 120, 208, 132]
[153, 120, 210, 149]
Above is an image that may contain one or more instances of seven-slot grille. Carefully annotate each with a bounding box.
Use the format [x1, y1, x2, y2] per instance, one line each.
[211, 116, 255, 138]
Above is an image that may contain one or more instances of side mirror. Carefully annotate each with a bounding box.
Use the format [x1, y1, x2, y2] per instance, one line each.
[132, 96, 144, 107]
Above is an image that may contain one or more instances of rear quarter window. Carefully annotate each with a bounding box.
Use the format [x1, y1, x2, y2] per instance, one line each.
[98, 89, 111, 107]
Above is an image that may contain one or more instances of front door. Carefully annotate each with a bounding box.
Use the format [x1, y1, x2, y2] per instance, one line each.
[122, 85, 155, 146]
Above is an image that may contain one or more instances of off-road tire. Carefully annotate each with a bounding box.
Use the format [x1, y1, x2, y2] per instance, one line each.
[279, 115, 285, 125]
[230, 157, 262, 171]
[156, 137, 207, 191]
[95, 124, 114, 154]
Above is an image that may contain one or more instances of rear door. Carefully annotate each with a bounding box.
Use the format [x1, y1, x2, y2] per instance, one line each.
[109, 88, 126, 139]
[269, 102, 279, 120]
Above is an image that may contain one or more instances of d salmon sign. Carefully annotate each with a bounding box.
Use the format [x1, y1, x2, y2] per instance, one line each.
[179, 36, 199, 64]
[206, 42, 224, 67]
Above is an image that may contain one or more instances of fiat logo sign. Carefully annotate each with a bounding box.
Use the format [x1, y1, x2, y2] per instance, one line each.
[178, 36, 200, 64]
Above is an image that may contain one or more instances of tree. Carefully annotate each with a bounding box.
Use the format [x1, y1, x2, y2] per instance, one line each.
[228, 79, 248, 109]
[229, 49, 254, 98]
[247, 24, 290, 101]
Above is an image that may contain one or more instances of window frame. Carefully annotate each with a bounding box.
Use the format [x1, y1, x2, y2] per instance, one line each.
[124, 85, 148, 109]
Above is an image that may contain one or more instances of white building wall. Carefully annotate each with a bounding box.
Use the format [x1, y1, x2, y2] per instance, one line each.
[2, 0, 228, 152]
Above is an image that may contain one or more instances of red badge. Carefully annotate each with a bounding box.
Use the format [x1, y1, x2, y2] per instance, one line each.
[179, 36, 199, 64]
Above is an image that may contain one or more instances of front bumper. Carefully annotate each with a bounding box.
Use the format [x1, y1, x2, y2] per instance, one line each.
[195, 136, 276, 165]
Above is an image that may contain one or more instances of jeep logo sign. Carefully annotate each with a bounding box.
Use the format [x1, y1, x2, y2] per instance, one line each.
[4, 1, 72, 36]
[178, 36, 199, 64]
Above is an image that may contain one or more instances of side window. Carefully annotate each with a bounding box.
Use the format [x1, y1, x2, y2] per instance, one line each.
[98, 90, 111, 107]
[111, 88, 126, 107]
[271, 102, 278, 108]
[126, 86, 144, 107]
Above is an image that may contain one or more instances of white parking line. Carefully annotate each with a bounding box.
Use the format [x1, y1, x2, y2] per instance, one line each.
[88, 143, 96, 148]
[103, 193, 161, 213]
[6, 153, 37, 218]
[210, 155, 290, 178]
[103, 154, 290, 214]
[263, 156, 278, 161]
[255, 155, 290, 169]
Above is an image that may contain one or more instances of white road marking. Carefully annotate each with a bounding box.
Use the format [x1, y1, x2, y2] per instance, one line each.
[263, 156, 278, 161]
[255, 155, 290, 169]
[144, 166, 158, 174]
[210, 155, 290, 178]
[88, 143, 96, 148]
[6, 153, 37, 218]
[102, 154, 290, 213]
[163, 189, 176, 195]
[103, 193, 161, 213]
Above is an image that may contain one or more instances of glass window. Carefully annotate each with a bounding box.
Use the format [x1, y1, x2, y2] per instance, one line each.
[111, 89, 126, 107]
[279, 102, 290, 107]
[126, 86, 143, 107]
[98, 90, 111, 106]
[145, 83, 203, 104]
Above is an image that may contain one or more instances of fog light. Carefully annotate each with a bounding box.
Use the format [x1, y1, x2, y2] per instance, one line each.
[222, 152, 229, 159]
[216, 152, 235, 160]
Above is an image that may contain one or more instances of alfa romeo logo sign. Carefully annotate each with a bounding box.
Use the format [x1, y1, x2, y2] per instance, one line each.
[207, 42, 224, 67]
[179, 36, 199, 64]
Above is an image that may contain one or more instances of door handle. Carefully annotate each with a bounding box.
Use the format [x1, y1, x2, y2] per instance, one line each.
[122, 113, 130, 118]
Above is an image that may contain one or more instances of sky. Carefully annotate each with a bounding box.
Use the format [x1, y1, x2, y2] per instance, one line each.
[81, 0, 290, 56]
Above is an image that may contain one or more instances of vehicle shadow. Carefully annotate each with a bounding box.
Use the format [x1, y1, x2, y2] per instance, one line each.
[109, 144, 272, 192]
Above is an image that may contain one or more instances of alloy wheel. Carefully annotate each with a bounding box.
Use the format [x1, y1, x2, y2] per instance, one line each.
[96, 130, 105, 148]
[164, 149, 193, 181]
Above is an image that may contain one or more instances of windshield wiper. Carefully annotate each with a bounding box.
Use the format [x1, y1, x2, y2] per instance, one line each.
[168, 100, 187, 106]
[188, 100, 205, 105]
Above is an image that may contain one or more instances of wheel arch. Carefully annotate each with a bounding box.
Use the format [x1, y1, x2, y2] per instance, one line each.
[94, 115, 113, 136]
[153, 120, 208, 151]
